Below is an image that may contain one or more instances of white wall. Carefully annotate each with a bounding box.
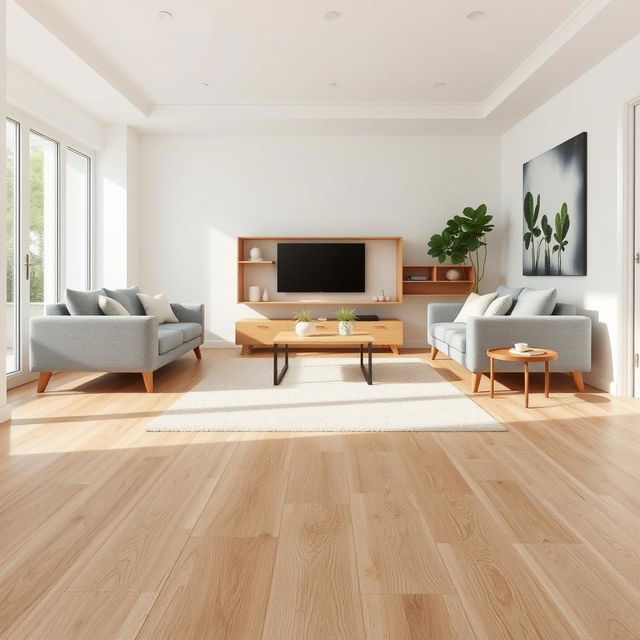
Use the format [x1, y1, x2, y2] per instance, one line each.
[139, 134, 500, 347]
[500, 34, 640, 393]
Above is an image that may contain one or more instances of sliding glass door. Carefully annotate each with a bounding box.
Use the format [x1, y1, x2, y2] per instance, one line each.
[5, 115, 93, 387]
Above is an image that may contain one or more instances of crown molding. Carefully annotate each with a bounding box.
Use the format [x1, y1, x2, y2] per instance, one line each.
[14, 0, 150, 116]
[482, 0, 612, 116]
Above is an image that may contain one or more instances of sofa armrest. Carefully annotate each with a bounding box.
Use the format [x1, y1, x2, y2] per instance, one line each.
[170, 303, 204, 326]
[30, 316, 159, 372]
[466, 315, 592, 372]
[427, 303, 464, 338]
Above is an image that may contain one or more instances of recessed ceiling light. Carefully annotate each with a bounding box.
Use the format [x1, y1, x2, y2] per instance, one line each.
[432, 82, 446, 89]
[158, 10, 173, 20]
[466, 10, 485, 20]
[323, 10, 341, 21]
[327, 82, 339, 88]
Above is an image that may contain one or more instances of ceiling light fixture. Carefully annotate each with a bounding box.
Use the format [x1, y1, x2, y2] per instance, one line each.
[158, 10, 173, 20]
[432, 82, 446, 89]
[466, 10, 485, 20]
[327, 82, 339, 88]
[323, 10, 341, 21]
[201, 82, 210, 88]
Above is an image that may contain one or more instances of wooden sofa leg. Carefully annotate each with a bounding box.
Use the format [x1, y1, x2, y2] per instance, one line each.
[194, 346, 202, 360]
[570, 371, 585, 392]
[37, 372, 53, 393]
[472, 372, 483, 393]
[430, 347, 439, 360]
[141, 371, 154, 393]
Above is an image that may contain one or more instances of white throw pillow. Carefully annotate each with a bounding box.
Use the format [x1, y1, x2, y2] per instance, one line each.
[137, 292, 179, 323]
[484, 294, 512, 317]
[98, 294, 130, 316]
[454, 292, 498, 323]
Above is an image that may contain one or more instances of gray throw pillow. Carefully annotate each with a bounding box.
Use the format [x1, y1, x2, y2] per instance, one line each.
[65, 288, 105, 315]
[103, 286, 146, 315]
[496, 285, 524, 314]
[510, 288, 557, 316]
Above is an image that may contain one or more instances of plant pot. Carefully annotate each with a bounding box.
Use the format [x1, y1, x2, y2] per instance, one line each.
[295, 321, 316, 336]
[338, 321, 354, 336]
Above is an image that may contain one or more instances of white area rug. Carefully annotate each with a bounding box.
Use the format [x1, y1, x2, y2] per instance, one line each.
[146, 352, 506, 432]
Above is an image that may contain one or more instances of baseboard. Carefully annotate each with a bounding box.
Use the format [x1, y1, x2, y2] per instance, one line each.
[0, 403, 11, 425]
[202, 340, 240, 349]
[583, 371, 614, 394]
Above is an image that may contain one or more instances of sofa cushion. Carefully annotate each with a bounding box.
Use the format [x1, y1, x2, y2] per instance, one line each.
[103, 286, 146, 315]
[159, 322, 202, 342]
[511, 287, 557, 316]
[431, 322, 467, 353]
[66, 288, 105, 316]
[496, 285, 524, 314]
[138, 292, 179, 323]
[157, 329, 184, 354]
[484, 294, 512, 317]
[98, 295, 130, 316]
[454, 292, 498, 323]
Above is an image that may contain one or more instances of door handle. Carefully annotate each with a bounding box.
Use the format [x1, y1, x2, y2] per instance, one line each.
[24, 254, 31, 280]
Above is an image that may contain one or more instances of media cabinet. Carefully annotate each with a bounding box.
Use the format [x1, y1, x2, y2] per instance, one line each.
[236, 318, 403, 355]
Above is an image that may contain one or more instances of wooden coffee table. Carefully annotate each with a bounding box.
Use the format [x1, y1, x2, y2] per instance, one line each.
[486, 347, 559, 408]
[272, 331, 374, 385]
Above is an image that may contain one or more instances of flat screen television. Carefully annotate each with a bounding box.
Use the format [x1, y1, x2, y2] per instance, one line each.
[277, 243, 365, 292]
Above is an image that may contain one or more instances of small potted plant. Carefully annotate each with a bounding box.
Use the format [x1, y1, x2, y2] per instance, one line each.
[336, 307, 357, 336]
[293, 309, 316, 336]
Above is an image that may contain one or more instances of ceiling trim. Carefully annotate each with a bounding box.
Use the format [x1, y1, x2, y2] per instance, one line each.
[482, 0, 612, 116]
[14, 0, 151, 116]
[149, 103, 485, 120]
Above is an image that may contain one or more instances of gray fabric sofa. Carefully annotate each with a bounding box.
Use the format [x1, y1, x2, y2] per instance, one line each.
[427, 299, 591, 392]
[30, 301, 205, 392]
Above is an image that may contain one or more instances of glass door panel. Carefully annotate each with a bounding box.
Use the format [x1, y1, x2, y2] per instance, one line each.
[5, 120, 19, 375]
[28, 132, 58, 318]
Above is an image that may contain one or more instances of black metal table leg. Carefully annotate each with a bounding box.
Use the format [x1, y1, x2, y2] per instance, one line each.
[273, 342, 289, 385]
[360, 341, 373, 385]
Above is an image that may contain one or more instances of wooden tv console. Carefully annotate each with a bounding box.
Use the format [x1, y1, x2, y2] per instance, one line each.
[236, 318, 403, 355]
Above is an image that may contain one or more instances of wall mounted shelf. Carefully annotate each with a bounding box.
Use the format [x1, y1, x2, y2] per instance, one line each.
[402, 264, 475, 297]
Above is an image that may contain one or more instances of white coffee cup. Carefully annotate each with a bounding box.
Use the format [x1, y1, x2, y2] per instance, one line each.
[514, 342, 528, 352]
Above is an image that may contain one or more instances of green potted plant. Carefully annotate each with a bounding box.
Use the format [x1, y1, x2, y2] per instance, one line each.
[293, 309, 315, 336]
[336, 307, 357, 336]
[427, 204, 494, 292]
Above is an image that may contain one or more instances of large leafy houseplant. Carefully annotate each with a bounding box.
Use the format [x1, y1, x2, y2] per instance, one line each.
[427, 204, 494, 292]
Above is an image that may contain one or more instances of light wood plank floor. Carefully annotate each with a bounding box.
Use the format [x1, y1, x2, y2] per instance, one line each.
[1, 349, 639, 639]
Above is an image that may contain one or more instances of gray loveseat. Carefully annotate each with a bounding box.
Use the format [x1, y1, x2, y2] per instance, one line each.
[30, 298, 204, 393]
[427, 293, 591, 392]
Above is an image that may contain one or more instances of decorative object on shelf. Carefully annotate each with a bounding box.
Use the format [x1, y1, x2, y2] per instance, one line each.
[248, 286, 261, 302]
[293, 309, 316, 336]
[336, 307, 357, 336]
[372, 296, 379, 302]
[377, 289, 389, 302]
[408, 275, 428, 281]
[249, 247, 263, 261]
[522, 132, 586, 276]
[427, 203, 494, 292]
[262, 289, 269, 302]
[445, 268, 462, 281]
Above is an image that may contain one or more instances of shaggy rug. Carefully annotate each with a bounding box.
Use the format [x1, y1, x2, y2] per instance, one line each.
[146, 352, 506, 432]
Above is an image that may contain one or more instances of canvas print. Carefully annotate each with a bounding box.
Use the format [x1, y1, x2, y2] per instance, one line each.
[522, 132, 587, 276]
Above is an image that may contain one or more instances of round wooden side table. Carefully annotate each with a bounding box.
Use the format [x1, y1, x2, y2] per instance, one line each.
[486, 347, 559, 408]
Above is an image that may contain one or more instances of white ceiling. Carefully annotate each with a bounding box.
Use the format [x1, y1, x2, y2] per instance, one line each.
[7, 0, 640, 133]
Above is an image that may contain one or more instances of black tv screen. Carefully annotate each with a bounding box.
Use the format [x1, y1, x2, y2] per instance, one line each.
[277, 243, 365, 292]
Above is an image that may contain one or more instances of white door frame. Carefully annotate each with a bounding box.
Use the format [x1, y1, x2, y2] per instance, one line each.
[5, 108, 95, 389]
[623, 97, 640, 397]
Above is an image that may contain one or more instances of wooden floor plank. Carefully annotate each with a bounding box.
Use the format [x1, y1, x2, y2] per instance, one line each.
[0, 349, 637, 639]
[261, 503, 365, 640]
[137, 535, 277, 640]
[192, 435, 291, 537]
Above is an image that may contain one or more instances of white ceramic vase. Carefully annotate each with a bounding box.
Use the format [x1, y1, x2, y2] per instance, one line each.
[338, 321, 354, 336]
[295, 321, 316, 336]
[248, 286, 261, 302]
[249, 247, 262, 261]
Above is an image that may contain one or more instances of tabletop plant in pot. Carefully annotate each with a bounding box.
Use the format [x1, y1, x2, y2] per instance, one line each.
[293, 309, 316, 336]
[336, 307, 357, 336]
[426, 203, 494, 292]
